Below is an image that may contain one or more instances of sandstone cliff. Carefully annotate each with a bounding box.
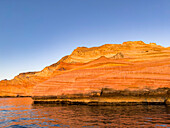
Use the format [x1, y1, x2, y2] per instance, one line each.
[0, 41, 170, 98]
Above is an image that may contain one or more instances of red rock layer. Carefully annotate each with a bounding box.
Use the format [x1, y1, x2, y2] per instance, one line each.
[33, 56, 170, 97]
[33, 41, 170, 97]
[0, 41, 170, 96]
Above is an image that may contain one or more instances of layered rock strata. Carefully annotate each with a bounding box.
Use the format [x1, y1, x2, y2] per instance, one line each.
[1, 41, 170, 105]
[33, 88, 169, 105]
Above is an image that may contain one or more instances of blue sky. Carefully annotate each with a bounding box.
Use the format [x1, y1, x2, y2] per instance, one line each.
[0, 0, 170, 80]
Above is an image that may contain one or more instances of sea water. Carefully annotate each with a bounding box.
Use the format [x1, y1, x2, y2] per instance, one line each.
[0, 98, 169, 127]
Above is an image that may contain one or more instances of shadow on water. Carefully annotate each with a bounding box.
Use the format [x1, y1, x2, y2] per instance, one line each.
[0, 98, 170, 127]
[32, 103, 170, 127]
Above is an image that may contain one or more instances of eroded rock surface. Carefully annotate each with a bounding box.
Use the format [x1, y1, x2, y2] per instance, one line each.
[1, 41, 170, 99]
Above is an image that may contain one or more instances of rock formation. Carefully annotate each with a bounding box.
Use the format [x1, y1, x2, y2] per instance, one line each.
[0, 41, 170, 104]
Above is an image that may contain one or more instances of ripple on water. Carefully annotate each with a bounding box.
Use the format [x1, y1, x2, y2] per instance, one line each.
[0, 98, 170, 127]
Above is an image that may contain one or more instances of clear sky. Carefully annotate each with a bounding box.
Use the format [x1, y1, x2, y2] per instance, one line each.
[0, 0, 170, 80]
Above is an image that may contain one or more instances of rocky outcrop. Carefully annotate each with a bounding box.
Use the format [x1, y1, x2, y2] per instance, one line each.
[33, 87, 170, 105]
[111, 52, 124, 59]
[1, 41, 170, 101]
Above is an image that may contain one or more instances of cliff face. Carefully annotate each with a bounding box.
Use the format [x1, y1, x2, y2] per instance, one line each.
[0, 41, 170, 97]
[0, 55, 69, 96]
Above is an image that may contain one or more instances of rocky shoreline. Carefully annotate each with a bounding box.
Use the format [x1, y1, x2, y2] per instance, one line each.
[1, 41, 170, 103]
[32, 88, 170, 105]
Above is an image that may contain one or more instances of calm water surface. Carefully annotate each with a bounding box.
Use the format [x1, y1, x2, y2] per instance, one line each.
[0, 98, 169, 128]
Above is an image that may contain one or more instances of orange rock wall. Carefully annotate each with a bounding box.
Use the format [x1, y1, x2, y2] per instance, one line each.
[0, 41, 170, 96]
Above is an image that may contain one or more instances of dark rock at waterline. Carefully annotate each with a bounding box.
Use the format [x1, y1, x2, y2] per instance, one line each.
[32, 88, 170, 105]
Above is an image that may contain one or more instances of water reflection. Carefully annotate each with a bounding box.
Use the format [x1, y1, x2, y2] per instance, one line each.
[0, 98, 170, 127]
